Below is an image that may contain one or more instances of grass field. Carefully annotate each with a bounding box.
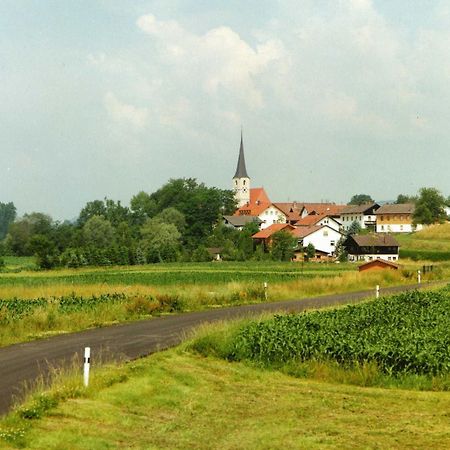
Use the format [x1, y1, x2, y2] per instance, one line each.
[1, 349, 450, 449]
[397, 222, 450, 261]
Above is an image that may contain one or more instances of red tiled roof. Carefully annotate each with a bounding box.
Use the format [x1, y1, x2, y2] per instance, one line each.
[291, 225, 324, 238]
[252, 223, 294, 239]
[234, 187, 272, 216]
[294, 215, 324, 227]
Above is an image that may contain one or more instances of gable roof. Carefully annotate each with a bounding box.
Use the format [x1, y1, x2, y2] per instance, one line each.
[375, 203, 415, 215]
[341, 202, 379, 215]
[252, 223, 294, 239]
[358, 259, 399, 270]
[233, 132, 249, 179]
[234, 187, 280, 216]
[350, 234, 399, 247]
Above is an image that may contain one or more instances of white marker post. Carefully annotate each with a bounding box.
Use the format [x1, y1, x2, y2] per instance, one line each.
[264, 282, 268, 301]
[83, 347, 91, 387]
[376, 285, 380, 299]
[418, 270, 421, 285]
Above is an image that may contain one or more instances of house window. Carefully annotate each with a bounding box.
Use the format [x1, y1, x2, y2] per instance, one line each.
[381, 225, 384, 230]
[393, 256, 397, 260]
[330, 240, 335, 246]
[388, 257, 392, 260]
[323, 230, 328, 236]
[400, 225, 403, 231]
[243, 180, 246, 185]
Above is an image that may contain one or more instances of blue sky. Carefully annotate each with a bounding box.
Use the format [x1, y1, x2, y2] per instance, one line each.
[0, 0, 449, 219]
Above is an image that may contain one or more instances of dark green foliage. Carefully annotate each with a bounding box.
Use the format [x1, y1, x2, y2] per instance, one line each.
[396, 194, 417, 204]
[348, 194, 373, 205]
[304, 243, 315, 261]
[228, 287, 450, 376]
[0, 201, 16, 240]
[270, 231, 297, 261]
[347, 220, 362, 235]
[413, 187, 447, 225]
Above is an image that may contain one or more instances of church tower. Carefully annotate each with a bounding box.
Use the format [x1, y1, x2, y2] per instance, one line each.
[233, 132, 250, 207]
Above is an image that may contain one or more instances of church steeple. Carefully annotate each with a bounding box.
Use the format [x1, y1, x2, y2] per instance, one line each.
[234, 131, 249, 179]
[232, 131, 251, 207]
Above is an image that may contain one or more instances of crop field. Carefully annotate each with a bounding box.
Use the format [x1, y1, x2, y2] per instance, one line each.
[196, 286, 450, 377]
[0, 261, 355, 287]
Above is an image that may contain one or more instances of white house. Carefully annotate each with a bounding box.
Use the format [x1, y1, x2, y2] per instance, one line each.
[340, 203, 380, 232]
[293, 225, 343, 256]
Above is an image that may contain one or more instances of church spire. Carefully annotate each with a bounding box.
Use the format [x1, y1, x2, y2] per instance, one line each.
[233, 131, 249, 179]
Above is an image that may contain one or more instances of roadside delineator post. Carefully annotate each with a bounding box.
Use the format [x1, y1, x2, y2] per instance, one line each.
[264, 282, 268, 301]
[376, 285, 380, 299]
[83, 347, 91, 387]
[418, 270, 421, 285]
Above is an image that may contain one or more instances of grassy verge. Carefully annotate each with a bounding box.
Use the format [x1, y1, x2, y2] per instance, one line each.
[2, 349, 450, 449]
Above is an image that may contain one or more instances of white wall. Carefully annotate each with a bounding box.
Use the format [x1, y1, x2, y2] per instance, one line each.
[348, 254, 399, 262]
[259, 206, 286, 230]
[302, 227, 342, 255]
[376, 223, 423, 233]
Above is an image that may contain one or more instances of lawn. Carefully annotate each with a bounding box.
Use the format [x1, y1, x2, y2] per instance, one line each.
[1, 350, 450, 449]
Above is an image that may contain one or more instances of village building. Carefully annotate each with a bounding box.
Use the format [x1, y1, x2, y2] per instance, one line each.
[358, 259, 399, 272]
[232, 132, 251, 208]
[375, 203, 422, 233]
[344, 234, 399, 262]
[339, 203, 380, 232]
[292, 225, 343, 256]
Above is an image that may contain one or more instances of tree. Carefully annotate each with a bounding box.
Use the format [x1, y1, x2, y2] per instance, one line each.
[0, 202, 16, 240]
[83, 215, 115, 249]
[5, 212, 53, 256]
[140, 218, 181, 263]
[413, 187, 447, 226]
[29, 234, 58, 269]
[154, 207, 186, 234]
[335, 237, 348, 262]
[149, 178, 236, 248]
[347, 220, 362, 235]
[348, 194, 373, 205]
[395, 194, 417, 204]
[304, 243, 316, 261]
[130, 191, 157, 225]
[270, 230, 297, 261]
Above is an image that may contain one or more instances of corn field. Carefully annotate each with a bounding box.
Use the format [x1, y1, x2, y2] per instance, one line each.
[232, 285, 450, 375]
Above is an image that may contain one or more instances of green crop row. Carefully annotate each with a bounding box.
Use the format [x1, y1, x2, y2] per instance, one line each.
[228, 286, 450, 376]
[0, 293, 127, 322]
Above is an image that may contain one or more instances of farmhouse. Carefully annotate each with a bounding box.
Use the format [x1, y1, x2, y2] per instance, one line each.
[339, 202, 379, 232]
[375, 203, 422, 233]
[345, 234, 399, 262]
[292, 225, 343, 256]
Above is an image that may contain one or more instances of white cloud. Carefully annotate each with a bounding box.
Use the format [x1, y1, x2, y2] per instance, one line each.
[104, 92, 149, 130]
[136, 14, 287, 109]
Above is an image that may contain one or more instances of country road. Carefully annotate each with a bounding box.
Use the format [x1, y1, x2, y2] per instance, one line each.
[0, 282, 441, 416]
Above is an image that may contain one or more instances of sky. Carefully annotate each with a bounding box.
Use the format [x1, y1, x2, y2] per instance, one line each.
[0, 0, 449, 220]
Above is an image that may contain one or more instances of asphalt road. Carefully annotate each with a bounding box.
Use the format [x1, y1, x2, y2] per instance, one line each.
[0, 282, 439, 415]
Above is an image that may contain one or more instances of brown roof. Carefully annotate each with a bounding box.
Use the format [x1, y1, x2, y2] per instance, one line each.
[273, 202, 346, 220]
[358, 259, 399, 270]
[375, 203, 415, 214]
[223, 215, 262, 227]
[252, 223, 294, 239]
[341, 202, 379, 214]
[351, 234, 399, 247]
